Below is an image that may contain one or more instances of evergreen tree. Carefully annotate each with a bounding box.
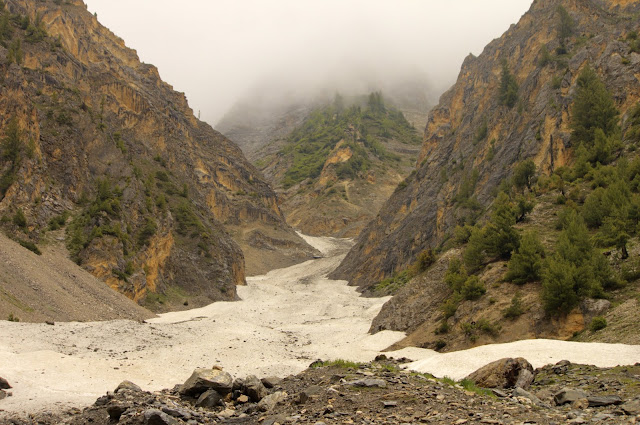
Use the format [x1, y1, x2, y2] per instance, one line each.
[570, 66, 619, 148]
[513, 160, 536, 192]
[499, 60, 519, 108]
[505, 231, 545, 285]
[557, 5, 575, 52]
[484, 192, 520, 259]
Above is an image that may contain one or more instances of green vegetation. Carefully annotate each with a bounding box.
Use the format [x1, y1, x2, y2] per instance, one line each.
[310, 359, 362, 369]
[503, 292, 525, 319]
[499, 60, 518, 108]
[571, 67, 619, 151]
[280, 92, 419, 188]
[556, 5, 575, 54]
[504, 231, 545, 285]
[7, 313, 19, 322]
[590, 316, 607, 331]
[1, 118, 22, 199]
[12, 208, 26, 228]
[541, 210, 616, 315]
[459, 379, 496, 398]
[17, 238, 41, 255]
[48, 211, 70, 230]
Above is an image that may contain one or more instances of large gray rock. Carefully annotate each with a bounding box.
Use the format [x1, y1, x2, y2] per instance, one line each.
[115, 380, 141, 393]
[180, 368, 233, 397]
[244, 375, 268, 402]
[143, 408, 180, 425]
[622, 399, 640, 415]
[348, 378, 387, 388]
[554, 388, 589, 405]
[465, 358, 534, 389]
[258, 391, 287, 412]
[0, 377, 11, 390]
[195, 389, 224, 409]
[587, 395, 622, 407]
[261, 376, 282, 389]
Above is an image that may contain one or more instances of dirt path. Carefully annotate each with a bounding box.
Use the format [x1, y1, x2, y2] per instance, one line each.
[0, 235, 404, 417]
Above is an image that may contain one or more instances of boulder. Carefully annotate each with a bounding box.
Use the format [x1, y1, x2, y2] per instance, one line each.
[513, 387, 545, 407]
[622, 399, 640, 415]
[348, 378, 387, 388]
[465, 358, 534, 389]
[195, 389, 224, 409]
[258, 391, 287, 412]
[554, 388, 589, 405]
[587, 395, 622, 407]
[244, 375, 268, 402]
[143, 408, 180, 425]
[298, 385, 324, 404]
[107, 403, 129, 421]
[115, 380, 142, 393]
[261, 376, 282, 389]
[180, 368, 233, 397]
[0, 377, 11, 390]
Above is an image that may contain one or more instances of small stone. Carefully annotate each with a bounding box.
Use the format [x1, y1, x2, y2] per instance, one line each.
[491, 388, 508, 398]
[237, 394, 249, 403]
[572, 398, 589, 409]
[0, 390, 6, 400]
[0, 377, 11, 390]
[383, 400, 398, 408]
[45, 320, 55, 325]
[298, 385, 323, 404]
[258, 391, 287, 412]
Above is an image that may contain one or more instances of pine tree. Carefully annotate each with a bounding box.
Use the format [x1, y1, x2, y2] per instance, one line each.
[505, 231, 545, 285]
[570, 67, 619, 148]
[499, 60, 519, 108]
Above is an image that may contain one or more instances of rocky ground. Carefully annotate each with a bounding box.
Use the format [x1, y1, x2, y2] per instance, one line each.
[3, 357, 640, 425]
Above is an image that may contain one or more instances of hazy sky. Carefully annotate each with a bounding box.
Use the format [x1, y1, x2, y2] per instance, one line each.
[83, 0, 533, 126]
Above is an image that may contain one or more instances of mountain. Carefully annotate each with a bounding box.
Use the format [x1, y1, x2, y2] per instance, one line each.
[332, 0, 640, 349]
[0, 0, 316, 313]
[219, 93, 428, 237]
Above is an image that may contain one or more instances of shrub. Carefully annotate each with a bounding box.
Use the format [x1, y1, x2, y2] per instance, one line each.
[13, 208, 27, 228]
[590, 316, 607, 332]
[503, 293, 524, 319]
[137, 217, 157, 247]
[17, 238, 41, 255]
[414, 248, 436, 273]
[499, 60, 518, 108]
[460, 276, 486, 300]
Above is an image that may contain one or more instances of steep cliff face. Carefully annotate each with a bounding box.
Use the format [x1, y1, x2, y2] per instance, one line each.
[332, 0, 640, 289]
[0, 0, 315, 311]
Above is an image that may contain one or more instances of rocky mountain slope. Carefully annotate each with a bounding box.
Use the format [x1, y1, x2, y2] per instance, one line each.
[332, 0, 640, 349]
[5, 359, 640, 424]
[0, 231, 154, 323]
[0, 0, 316, 313]
[253, 94, 423, 237]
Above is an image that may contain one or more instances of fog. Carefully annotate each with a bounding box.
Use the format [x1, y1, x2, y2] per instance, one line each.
[82, 0, 533, 126]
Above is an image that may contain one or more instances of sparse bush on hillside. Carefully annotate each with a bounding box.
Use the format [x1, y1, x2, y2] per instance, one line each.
[499, 60, 518, 108]
[590, 316, 607, 332]
[557, 5, 575, 53]
[503, 292, 524, 319]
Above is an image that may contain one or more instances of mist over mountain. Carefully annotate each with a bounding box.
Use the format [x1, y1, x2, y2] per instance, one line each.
[83, 0, 533, 126]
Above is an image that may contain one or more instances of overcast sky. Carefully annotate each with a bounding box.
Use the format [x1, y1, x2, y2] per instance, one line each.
[83, 0, 533, 126]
